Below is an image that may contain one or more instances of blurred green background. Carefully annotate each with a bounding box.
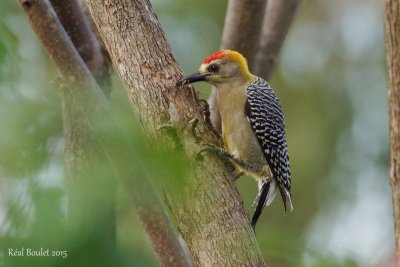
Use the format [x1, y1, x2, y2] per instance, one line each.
[0, 0, 391, 266]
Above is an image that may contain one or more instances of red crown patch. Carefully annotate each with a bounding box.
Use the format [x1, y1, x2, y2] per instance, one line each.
[203, 51, 225, 64]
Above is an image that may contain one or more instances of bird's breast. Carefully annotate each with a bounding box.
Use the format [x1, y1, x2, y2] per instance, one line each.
[221, 106, 267, 179]
[217, 82, 268, 178]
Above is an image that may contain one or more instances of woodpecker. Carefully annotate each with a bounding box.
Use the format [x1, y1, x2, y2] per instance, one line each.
[176, 50, 293, 229]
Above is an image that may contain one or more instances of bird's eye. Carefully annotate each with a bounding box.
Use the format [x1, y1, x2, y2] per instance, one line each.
[208, 63, 220, 73]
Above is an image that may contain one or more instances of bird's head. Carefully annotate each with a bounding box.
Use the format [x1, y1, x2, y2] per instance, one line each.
[176, 50, 254, 87]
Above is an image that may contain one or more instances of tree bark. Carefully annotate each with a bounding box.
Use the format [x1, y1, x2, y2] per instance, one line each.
[385, 0, 400, 264]
[254, 0, 300, 80]
[84, 0, 266, 266]
[77, 0, 112, 79]
[50, 0, 111, 94]
[19, 1, 192, 266]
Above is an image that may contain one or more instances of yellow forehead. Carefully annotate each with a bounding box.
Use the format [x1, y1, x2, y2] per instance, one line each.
[224, 50, 246, 64]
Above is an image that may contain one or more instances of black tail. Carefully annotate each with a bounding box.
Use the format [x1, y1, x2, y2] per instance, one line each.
[251, 181, 271, 232]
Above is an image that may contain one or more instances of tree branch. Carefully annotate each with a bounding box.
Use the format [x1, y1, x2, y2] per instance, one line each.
[77, 0, 112, 76]
[254, 0, 300, 80]
[19, 0, 104, 98]
[48, 0, 115, 249]
[50, 0, 111, 94]
[19, 1, 192, 266]
[209, 0, 267, 132]
[221, 0, 268, 67]
[385, 0, 400, 264]
[83, 0, 266, 266]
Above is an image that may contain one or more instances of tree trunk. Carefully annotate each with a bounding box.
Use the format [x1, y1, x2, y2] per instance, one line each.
[84, 0, 266, 266]
[385, 0, 400, 264]
[19, 1, 192, 266]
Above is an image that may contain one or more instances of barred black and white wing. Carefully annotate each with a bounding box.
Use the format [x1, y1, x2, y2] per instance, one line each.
[245, 77, 293, 215]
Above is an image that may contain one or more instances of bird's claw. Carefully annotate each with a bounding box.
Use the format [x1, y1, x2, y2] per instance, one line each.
[196, 143, 237, 173]
[196, 143, 218, 160]
[199, 143, 226, 156]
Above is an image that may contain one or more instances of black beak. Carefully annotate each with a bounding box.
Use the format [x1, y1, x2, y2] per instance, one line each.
[176, 72, 210, 87]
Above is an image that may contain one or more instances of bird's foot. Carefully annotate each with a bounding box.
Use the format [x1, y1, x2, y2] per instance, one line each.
[198, 143, 231, 158]
[196, 143, 235, 170]
[197, 143, 228, 161]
